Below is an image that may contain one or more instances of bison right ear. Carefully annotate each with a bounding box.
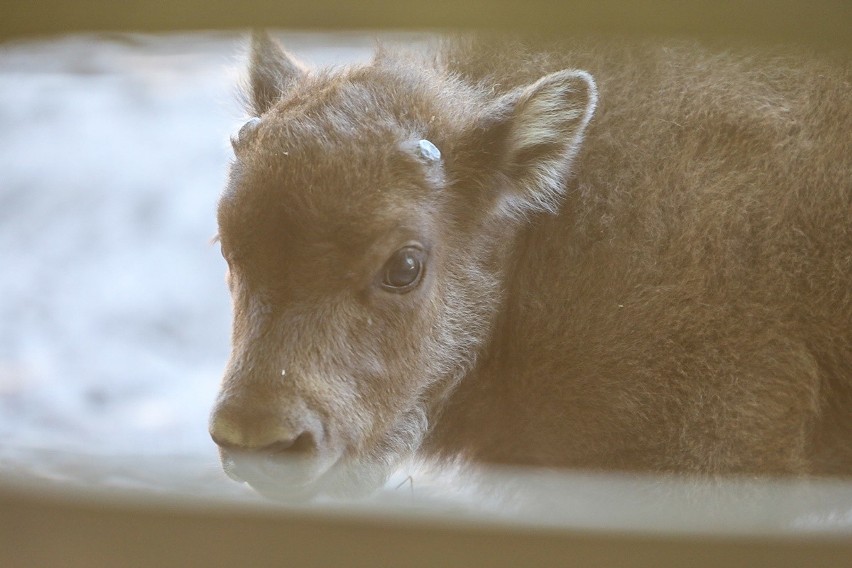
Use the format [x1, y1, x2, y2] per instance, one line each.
[247, 30, 306, 115]
[458, 70, 597, 218]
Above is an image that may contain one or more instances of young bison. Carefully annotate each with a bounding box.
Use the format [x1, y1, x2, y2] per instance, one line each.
[210, 32, 851, 497]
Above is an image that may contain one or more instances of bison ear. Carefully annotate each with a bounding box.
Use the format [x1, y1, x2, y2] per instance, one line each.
[476, 70, 598, 217]
[247, 30, 306, 115]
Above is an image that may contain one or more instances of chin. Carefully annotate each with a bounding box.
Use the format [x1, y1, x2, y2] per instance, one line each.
[220, 450, 396, 501]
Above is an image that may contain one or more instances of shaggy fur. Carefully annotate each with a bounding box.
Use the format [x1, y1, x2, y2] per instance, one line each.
[210, 32, 851, 497]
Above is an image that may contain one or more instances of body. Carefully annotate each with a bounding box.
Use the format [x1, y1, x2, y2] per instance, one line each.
[210, 34, 851, 497]
[429, 38, 852, 475]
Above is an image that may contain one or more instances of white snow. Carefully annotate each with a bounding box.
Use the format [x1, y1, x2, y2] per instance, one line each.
[0, 31, 383, 469]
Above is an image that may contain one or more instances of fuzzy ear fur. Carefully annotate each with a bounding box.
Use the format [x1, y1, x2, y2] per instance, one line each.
[247, 30, 307, 115]
[485, 70, 598, 216]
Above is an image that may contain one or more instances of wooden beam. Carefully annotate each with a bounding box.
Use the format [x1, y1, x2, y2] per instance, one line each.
[1, 0, 850, 49]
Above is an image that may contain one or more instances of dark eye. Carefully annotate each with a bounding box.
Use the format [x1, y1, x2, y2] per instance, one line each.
[381, 246, 425, 292]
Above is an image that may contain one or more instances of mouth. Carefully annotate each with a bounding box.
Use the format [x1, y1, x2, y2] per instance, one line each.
[219, 448, 394, 500]
[220, 449, 333, 498]
[213, 403, 429, 500]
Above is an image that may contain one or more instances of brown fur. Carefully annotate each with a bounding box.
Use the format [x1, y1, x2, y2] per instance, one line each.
[210, 32, 851, 497]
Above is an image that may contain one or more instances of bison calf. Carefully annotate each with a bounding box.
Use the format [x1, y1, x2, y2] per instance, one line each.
[209, 32, 851, 497]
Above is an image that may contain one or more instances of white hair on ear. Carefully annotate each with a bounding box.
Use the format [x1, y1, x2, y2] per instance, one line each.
[509, 70, 598, 152]
[501, 70, 598, 218]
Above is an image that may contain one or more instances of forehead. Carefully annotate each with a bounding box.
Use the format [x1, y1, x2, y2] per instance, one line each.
[217, 75, 440, 290]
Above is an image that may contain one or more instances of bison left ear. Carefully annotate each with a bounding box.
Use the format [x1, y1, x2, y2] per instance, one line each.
[247, 30, 307, 115]
[482, 70, 598, 216]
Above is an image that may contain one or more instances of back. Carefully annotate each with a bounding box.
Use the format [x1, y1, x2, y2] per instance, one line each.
[434, 37, 852, 474]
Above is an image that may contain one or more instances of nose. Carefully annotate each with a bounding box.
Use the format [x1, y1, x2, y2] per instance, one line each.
[209, 401, 320, 456]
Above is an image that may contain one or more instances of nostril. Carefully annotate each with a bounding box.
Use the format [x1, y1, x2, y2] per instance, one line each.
[209, 413, 249, 450]
[262, 432, 316, 456]
[209, 406, 323, 456]
[210, 430, 240, 450]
